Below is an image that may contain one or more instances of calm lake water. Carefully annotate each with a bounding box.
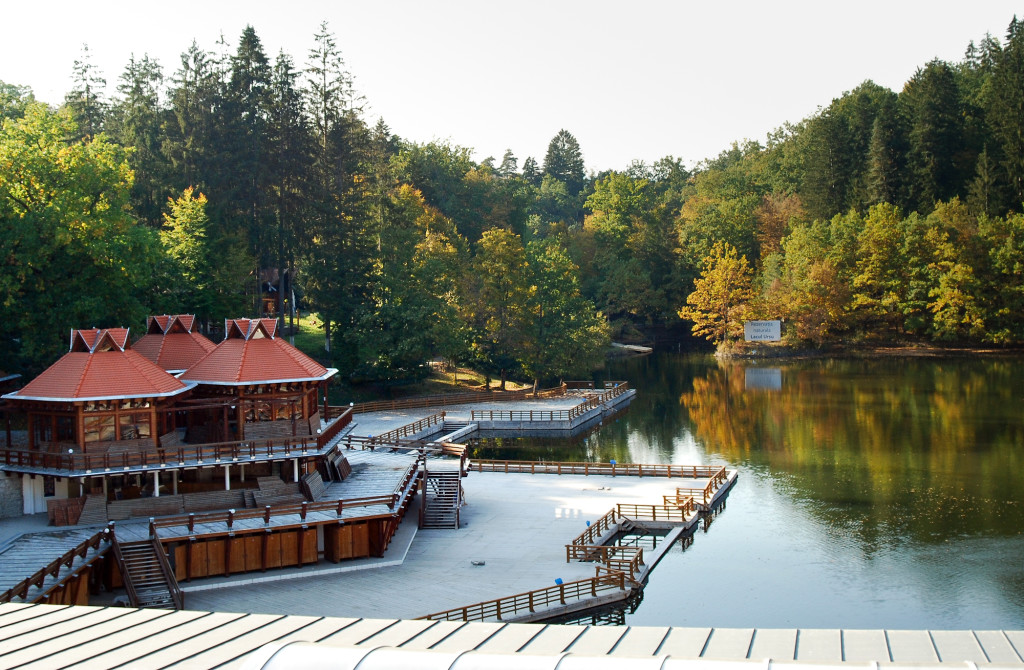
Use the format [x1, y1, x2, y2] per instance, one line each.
[471, 353, 1024, 629]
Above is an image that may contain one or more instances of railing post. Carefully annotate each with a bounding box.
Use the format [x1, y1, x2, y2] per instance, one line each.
[264, 505, 272, 525]
[187, 513, 195, 534]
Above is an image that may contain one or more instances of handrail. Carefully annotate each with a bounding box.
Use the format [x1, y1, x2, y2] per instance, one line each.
[368, 412, 446, 446]
[106, 523, 144, 609]
[150, 535, 184, 610]
[616, 503, 691, 523]
[151, 494, 398, 531]
[470, 382, 631, 423]
[569, 508, 619, 547]
[471, 459, 723, 479]
[417, 567, 627, 622]
[670, 466, 728, 506]
[343, 385, 568, 415]
[565, 545, 644, 582]
[316, 407, 352, 450]
[0, 524, 113, 604]
[0, 435, 323, 473]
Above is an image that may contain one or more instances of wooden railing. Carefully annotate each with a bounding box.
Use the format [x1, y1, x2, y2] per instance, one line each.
[565, 545, 644, 582]
[1, 412, 355, 474]
[616, 503, 691, 523]
[368, 412, 446, 445]
[1, 525, 113, 604]
[471, 459, 722, 479]
[470, 382, 631, 423]
[345, 385, 567, 414]
[316, 407, 352, 449]
[150, 535, 184, 610]
[659, 495, 698, 517]
[417, 567, 628, 622]
[569, 508, 619, 547]
[1, 436, 318, 473]
[668, 466, 729, 507]
[150, 493, 400, 536]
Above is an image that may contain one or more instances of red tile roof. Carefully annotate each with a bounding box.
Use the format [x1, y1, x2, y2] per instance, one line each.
[181, 318, 337, 385]
[134, 315, 217, 373]
[3, 328, 194, 402]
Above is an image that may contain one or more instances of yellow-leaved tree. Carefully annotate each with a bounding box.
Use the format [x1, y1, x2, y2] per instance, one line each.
[678, 241, 754, 346]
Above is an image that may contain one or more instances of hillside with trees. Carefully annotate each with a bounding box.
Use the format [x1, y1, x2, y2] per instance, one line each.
[2, 17, 1024, 380]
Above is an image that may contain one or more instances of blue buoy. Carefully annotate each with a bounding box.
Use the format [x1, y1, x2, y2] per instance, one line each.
[555, 578, 563, 585]
[610, 459, 617, 466]
[586, 520, 591, 527]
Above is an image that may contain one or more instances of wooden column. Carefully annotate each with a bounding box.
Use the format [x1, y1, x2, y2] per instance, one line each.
[149, 405, 159, 449]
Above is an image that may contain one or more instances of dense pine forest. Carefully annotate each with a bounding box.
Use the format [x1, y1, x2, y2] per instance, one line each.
[2, 18, 1023, 382]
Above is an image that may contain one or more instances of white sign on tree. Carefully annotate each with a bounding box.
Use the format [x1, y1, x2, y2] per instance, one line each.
[744, 320, 781, 342]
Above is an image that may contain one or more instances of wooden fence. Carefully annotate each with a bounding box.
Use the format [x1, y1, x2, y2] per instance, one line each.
[470, 382, 631, 423]
[471, 459, 723, 479]
[564, 545, 644, 582]
[0, 526, 112, 604]
[1, 410, 355, 475]
[568, 508, 620, 547]
[367, 412, 446, 445]
[346, 385, 567, 414]
[616, 502, 692, 523]
[417, 567, 628, 622]
[665, 466, 729, 507]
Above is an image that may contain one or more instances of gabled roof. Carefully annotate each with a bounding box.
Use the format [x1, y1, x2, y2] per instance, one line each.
[2, 328, 195, 403]
[134, 315, 217, 374]
[181, 318, 337, 386]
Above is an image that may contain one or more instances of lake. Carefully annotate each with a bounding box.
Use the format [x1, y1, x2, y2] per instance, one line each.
[471, 353, 1024, 629]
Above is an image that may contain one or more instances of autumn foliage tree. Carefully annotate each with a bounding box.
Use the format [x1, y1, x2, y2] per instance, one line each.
[678, 241, 755, 346]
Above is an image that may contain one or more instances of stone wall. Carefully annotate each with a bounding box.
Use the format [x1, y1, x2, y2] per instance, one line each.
[0, 474, 23, 519]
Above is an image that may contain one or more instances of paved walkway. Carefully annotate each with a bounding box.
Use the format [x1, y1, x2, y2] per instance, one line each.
[182, 471, 689, 619]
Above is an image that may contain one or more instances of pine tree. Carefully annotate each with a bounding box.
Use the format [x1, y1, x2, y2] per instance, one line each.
[497, 149, 518, 178]
[521, 156, 540, 186]
[866, 96, 904, 206]
[987, 17, 1024, 209]
[64, 44, 107, 141]
[108, 54, 170, 227]
[542, 129, 585, 195]
[901, 60, 967, 212]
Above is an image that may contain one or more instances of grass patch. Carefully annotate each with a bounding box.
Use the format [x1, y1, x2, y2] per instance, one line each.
[289, 313, 531, 404]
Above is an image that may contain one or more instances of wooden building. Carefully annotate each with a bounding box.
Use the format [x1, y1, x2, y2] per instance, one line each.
[179, 318, 337, 443]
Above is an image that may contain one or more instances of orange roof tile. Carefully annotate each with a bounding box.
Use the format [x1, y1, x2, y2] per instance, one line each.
[134, 315, 217, 373]
[181, 318, 336, 386]
[3, 328, 194, 402]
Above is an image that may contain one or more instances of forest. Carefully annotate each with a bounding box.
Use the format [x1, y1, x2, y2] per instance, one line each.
[1, 17, 1023, 382]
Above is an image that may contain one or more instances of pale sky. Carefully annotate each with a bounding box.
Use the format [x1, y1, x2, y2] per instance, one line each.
[1, 1, 1020, 172]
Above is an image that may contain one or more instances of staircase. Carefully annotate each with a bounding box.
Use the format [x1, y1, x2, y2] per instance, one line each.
[114, 539, 183, 609]
[420, 470, 463, 529]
